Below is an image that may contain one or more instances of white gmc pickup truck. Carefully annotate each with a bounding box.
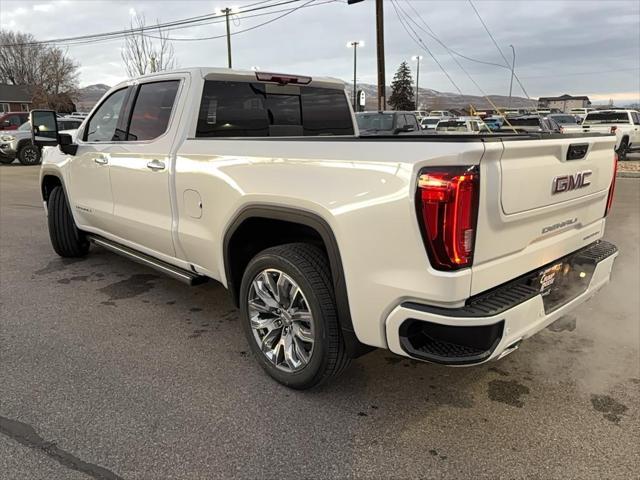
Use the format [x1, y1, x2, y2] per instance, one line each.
[581, 109, 640, 160]
[32, 68, 619, 389]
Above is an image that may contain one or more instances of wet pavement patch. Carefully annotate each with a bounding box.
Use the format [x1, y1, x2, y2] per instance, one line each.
[98, 274, 158, 302]
[34, 257, 87, 276]
[487, 379, 530, 408]
[547, 315, 577, 332]
[0, 415, 124, 480]
[590, 394, 628, 424]
[57, 275, 90, 284]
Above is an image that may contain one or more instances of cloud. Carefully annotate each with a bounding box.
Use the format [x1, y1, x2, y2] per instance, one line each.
[0, 0, 636, 103]
[32, 4, 53, 12]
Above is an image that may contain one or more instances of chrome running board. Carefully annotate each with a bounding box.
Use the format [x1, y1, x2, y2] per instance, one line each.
[88, 235, 207, 286]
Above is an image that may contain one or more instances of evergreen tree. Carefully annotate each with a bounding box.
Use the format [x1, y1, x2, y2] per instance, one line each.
[388, 61, 415, 111]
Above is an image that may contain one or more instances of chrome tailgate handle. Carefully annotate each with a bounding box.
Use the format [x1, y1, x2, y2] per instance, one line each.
[146, 159, 165, 171]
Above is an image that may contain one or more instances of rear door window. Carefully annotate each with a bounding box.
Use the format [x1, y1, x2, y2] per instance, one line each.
[126, 81, 180, 141]
[196, 80, 354, 137]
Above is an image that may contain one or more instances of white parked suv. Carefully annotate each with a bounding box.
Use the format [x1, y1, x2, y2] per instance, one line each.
[32, 68, 619, 389]
[581, 109, 640, 160]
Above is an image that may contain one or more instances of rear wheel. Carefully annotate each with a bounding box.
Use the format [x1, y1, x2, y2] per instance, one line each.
[47, 186, 89, 257]
[239, 243, 350, 389]
[17, 143, 41, 165]
[617, 137, 629, 161]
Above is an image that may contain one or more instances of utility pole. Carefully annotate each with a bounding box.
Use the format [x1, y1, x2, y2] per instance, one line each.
[347, 41, 364, 111]
[508, 44, 515, 109]
[375, 0, 386, 111]
[221, 7, 233, 68]
[412, 55, 423, 110]
[347, 0, 385, 111]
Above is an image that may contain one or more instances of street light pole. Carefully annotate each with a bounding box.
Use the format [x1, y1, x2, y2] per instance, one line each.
[347, 41, 364, 111]
[412, 55, 423, 110]
[508, 44, 515, 109]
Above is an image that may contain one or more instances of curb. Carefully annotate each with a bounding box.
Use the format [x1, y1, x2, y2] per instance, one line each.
[617, 171, 640, 178]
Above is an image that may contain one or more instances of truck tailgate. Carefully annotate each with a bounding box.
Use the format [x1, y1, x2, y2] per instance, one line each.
[471, 135, 617, 295]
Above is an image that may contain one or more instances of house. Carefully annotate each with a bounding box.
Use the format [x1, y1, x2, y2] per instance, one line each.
[537, 94, 591, 113]
[0, 84, 32, 113]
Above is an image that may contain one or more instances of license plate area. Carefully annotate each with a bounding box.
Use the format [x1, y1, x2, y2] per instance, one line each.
[528, 256, 596, 313]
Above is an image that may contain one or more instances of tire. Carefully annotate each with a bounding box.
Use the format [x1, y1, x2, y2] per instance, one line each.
[240, 243, 351, 389]
[0, 156, 14, 164]
[17, 143, 41, 165]
[617, 138, 629, 161]
[47, 186, 89, 257]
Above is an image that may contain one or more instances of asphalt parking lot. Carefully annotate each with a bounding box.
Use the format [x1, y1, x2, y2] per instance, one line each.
[1, 165, 638, 480]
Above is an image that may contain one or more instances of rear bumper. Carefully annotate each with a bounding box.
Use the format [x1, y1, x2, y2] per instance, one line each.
[385, 240, 618, 365]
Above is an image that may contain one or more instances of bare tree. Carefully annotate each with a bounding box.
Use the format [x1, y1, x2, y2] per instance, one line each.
[0, 29, 80, 110]
[121, 13, 175, 77]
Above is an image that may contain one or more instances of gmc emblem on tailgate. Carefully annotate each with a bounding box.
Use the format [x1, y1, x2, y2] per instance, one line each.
[552, 170, 592, 194]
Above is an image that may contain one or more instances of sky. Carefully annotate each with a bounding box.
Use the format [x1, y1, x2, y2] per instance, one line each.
[1, 0, 639, 104]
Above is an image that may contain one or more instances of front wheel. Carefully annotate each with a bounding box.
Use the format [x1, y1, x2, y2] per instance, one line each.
[17, 144, 41, 165]
[0, 156, 14, 164]
[47, 186, 89, 257]
[239, 243, 350, 389]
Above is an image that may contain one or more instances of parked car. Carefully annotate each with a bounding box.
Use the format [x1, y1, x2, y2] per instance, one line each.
[0, 111, 29, 131]
[435, 117, 491, 134]
[419, 116, 442, 130]
[413, 110, 429, 120]
[581, 109, 640, 160]
[0, 117, 82, 165]
[483, 116, 504, 131]
[356, 111, 422, 135]
[547, 114, 583, 134]
[429, 110, 453, 118]
[569, 108, 595, 121]
[500, 115, 561, 133]
[33, 67, 618, 389]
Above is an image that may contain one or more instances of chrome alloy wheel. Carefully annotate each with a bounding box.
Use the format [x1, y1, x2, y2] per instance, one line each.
[247, 269, 315, 372]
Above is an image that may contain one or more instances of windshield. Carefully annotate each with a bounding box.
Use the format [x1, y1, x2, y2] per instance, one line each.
[18, 121, 31, 131]
[550, 115, 577, 124]
[436, 121, 467, 132]
[583, 112, 629, 124]
[508, 118, 541, 127]
[356, 113, 394, 131]
[421, 119, 439, 125]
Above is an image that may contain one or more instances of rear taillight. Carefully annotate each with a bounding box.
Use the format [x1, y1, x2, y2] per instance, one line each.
[605, 154, 618, 217]
[416, 166, 479, 270]
[610, 126, 617, 134]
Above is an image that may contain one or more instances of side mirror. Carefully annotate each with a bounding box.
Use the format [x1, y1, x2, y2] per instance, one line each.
[1, 120, 10, 128]
[30, 110, 59, 147]
[59, 133, 78, 155]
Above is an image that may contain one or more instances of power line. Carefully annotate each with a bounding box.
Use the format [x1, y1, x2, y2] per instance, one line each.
[401, 0, 510, 71]
[467, 0, 534, 103]
[389, 0, 463, 95]
[392, 0, 517, 132]
[144, 0, 335, 42]
[0, 0, 306, 47]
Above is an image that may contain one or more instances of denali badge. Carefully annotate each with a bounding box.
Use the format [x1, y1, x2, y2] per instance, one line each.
[552, 170, 592, 194]
[542, 217, 578, 234]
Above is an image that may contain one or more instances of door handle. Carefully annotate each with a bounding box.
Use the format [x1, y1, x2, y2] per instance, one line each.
[146, 159, 165, 171]
[94, 156, 108, 165]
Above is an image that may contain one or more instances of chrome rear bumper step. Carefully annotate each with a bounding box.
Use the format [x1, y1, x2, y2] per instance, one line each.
[88, 235, 208, 286]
